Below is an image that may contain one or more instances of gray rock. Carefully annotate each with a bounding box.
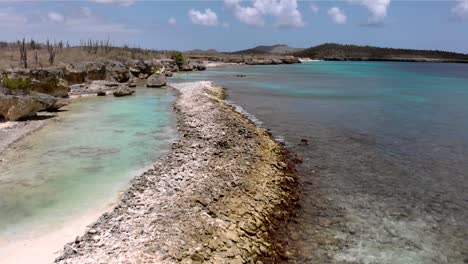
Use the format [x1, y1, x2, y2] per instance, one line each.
[180, 64, 193, 71]
[96, 90, 106, 96]
[106, 61, 130, 83]
[113, 86, 135, 97]
[2, 68, 70, 98]
[0, 91, 58, 120]
[188, 61, 206, 71]
[146, 73, 166, 88]
[64, 62, 106, 84]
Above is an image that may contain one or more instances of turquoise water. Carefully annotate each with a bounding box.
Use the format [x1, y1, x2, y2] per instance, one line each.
[173, 62, 468, 263]
[0, 87, 175, 241]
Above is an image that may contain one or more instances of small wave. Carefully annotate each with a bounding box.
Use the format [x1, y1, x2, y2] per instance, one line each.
[224, 100, 263, 127]
[224, 100, 286, 143]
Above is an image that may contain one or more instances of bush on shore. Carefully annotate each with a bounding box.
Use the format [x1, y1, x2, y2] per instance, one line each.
[171, 51, 185, 68]
[1, 77, 31, 92]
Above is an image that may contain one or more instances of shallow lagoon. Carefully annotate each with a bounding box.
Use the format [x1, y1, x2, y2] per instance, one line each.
[0, 87, 176, 262]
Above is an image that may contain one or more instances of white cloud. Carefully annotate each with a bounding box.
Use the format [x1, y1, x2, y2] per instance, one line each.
[224, 0, 305, 28]
[310, 3, 319, 14]
[168, 17, 176, 26]
[88, 0, 135, 7]
[453, 0, 468, 19]
[0, 7, 28, 26]
[349, 0, 390, 24]
[47, 11, 64, 22]
[0, 6, 138, 34]
[189, 8, 218, 26]
[80, 7, 93, 17]
[328, 7, 347, 24]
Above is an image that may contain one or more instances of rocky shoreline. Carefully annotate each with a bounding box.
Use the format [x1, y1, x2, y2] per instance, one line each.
[55, 81, 297, 264]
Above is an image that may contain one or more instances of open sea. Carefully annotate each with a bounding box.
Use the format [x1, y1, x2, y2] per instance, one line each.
[172, 61, 468, 263]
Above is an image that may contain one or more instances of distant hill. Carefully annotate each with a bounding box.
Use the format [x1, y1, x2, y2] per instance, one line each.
[232, 44, 304, 55]
[294, 43, 468, 63]
[186, 49, 220, 55]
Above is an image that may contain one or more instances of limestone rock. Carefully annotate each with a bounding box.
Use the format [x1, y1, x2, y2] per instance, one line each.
[146, 73, 166, 88]
[0, 91, 58, 120]
[113, 86, 135, 97]
[106, 61, 130, 83]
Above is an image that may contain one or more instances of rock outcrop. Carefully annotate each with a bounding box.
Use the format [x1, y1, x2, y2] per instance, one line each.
[0, 90, 60, 121]
[156, 59, 179, 72]
[146, 73, 166, 87]
[2, 68, 70, 98]
[106, 61, 131, 83]
[64, 62, 107, 85]
[29, 68, 70, 97]
[126, 60, 164, 78]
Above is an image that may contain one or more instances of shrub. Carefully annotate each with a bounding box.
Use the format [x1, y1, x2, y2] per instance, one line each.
[2, 77, 31, 90]
[171, 51, 185, 68]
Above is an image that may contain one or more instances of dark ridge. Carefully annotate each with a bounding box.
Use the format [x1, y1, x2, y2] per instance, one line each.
[232, 44, 304, 55]
[294, 43, 468, 63]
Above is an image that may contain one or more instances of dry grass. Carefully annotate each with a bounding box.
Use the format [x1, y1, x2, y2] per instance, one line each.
[0, 44, 177, 70]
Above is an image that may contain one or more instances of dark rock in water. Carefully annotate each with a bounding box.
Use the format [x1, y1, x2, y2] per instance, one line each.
[96, 90, 106, 96]
[113, 86, 135, 97]
[235, 74, 247, 78]
[299, 138, 309, 146]
[146, 73, 166, 88]
[165, 71, 174, 77]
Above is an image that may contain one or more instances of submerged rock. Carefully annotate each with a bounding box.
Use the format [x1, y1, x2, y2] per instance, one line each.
[146, 73, 166, 87]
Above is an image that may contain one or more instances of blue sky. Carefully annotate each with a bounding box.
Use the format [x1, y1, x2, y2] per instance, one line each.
[0, 1, 467, 53]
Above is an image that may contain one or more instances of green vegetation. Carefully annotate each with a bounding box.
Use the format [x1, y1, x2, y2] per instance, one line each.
[171, 51, 185, 68]
[2, 77, 31, 90]
[294, 43, 468, 62]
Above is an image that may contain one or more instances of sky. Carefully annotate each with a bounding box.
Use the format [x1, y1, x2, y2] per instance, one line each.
[0, 0, 467, 53]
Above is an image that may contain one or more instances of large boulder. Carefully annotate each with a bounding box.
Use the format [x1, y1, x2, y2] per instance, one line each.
[113, 86, 135, 97]
[188, 61, 207, 71]
[180, 64, 193, 71]
[146, 73, 166, 87]
[0, 91, 59, 121]
[106, 61, 130, 83]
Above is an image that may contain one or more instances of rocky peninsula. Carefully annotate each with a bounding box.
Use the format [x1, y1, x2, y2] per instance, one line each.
[55, 81, 297, 264]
